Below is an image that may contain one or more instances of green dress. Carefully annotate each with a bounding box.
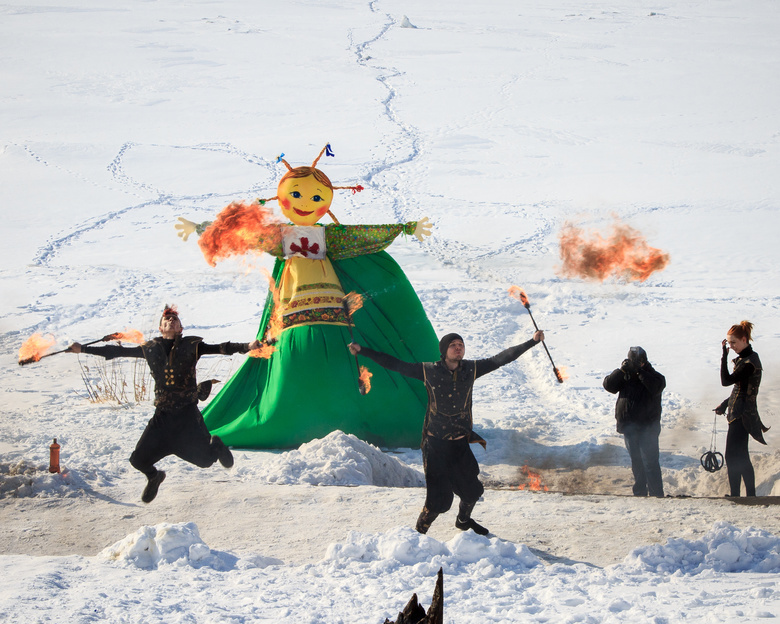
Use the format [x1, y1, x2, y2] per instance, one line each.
[201, 222, 439, 448]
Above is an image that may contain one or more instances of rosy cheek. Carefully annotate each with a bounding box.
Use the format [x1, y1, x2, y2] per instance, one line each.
[279, 197, 291, 210]
[316, 206, 329, 217]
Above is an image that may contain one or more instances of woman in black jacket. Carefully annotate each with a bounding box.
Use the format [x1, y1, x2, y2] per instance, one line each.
[603, 346, 666, 497]
[714, 320, 769, 497]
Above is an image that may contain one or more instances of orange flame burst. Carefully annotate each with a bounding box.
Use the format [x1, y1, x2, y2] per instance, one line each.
[259, 267, 284, 341]
[198, 201, 282, 267]
[248, 343, 277, 359]
[517, 465, 548, 492]
[508, 285, 530, 307]
[105, 329, 145, 344]
[554, 366, 569, 383]
[558, 219, 670, 282]
[18, 333, 57, 363]
[342, 291, 364, 316]
[359, 365, 373, 394]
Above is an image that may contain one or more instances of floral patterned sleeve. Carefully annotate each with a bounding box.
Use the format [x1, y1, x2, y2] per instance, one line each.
[325, 223, 417, 260]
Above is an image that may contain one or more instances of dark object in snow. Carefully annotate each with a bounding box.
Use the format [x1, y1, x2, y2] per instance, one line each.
[384, 568, 443, 624]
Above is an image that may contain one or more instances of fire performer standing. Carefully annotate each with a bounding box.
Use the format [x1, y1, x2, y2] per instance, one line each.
[603, 347, 666, 498]
[349, 330, 544, 535]
[68, 306, 260, 503]
[714, 321, 769, 497]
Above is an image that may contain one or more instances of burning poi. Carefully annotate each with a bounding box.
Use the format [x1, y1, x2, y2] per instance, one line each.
[178, 144, 439, 448]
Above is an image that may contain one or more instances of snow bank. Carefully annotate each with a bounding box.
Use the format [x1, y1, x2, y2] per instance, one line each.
[99, 522, 240, 570]
[252, 430, 425, 487]
[0, 460, 90, 499]
[619, 521, 780, 575]
[324, 526, 542, 575]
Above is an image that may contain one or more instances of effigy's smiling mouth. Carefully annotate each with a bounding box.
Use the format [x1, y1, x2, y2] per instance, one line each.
[293, 208, 314, 216]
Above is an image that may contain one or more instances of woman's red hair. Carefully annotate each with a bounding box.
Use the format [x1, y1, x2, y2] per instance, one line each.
[727, 320, 754, 342]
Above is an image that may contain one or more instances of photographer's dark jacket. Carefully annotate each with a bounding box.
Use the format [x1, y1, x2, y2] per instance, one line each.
[717, 345, 769, 444]
[83, 337, 250, 409]
[603, 363, 666, 433]
[359, 340, 538, 446]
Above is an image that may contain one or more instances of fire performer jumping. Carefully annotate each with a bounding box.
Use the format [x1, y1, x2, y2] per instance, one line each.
[349, 329, 544, 536]
[603, 347, 666, 498]
[68, 306, 261, 503]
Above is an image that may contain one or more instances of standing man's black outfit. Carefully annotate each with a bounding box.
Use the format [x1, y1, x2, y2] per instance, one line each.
[355, 332, 542, 535]
[715, 344, 768, 497]
[77, 315, 253, 503]
[603, 347, 666, 498]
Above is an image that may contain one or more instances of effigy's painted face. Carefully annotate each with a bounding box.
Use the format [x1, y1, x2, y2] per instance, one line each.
[277, 174, 334, 226]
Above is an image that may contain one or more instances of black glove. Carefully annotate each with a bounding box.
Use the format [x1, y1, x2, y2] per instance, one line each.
[722, 344, 729, 358]
[620, 359, 636, 379]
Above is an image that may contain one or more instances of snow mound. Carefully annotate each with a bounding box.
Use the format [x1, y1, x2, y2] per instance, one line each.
[0, 460, 90, 499]
[324, 526, 542, 574]
[619, 521, 780, 574]
[256, 431, 425, 487]
[100, 522, 238, 570]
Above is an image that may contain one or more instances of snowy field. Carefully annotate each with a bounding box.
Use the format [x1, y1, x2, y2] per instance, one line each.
[2, 0, 780, 621]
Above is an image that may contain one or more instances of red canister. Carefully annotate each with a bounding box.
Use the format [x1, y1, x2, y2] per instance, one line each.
[49, 438, 60, 473]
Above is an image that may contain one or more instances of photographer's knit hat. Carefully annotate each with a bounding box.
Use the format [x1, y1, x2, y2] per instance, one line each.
[627, 346, 647, 365]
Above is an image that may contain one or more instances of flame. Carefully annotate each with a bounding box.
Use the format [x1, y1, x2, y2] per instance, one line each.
[554, 366, 569, 383]
[105, 329, 145, 344]
[259, 267, 284, 341]
[517, 465, 548, 492]
[248, 343, 277, 359]
[342, 291, 364, 316]
[18, 333, 57, 363]
[508, 285, 530, 307]
[359, 365, 373, 394]
[558, 219, 670, 282]
[198, 201, 282, 267]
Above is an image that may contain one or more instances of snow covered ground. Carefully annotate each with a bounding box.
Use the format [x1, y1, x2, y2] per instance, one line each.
[2, 0, 780, 621]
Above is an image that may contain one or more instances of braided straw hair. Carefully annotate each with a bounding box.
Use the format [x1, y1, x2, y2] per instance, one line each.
[256, 145, 363, 224]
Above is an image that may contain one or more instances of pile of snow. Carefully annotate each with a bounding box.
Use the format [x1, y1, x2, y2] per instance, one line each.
[619, 522, 780, 575]
[100, 522, 239, 570]
[252, 431, 425, 487]
[0, 460, 89, 499]
[325, 526, 542, 575]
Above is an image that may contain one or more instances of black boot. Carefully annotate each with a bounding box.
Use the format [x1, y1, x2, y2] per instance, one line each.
[211, 435, 234, 469]
[415, 507, 439, 534]
[455, 500, 489, 536]
[141, 470, 166, 504]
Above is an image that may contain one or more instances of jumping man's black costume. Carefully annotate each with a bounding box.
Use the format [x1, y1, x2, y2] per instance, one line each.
[82, 334, 251, 502]
[358, 333, 540, 535]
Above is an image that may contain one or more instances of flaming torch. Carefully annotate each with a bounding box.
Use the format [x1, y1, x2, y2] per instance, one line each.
[508, 286, 565, 383]
[18, 330, 145, 366]
[342, 292, 370, 395]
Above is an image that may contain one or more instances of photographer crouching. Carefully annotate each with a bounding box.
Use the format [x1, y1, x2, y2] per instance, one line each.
[603, 347, 667, 497]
